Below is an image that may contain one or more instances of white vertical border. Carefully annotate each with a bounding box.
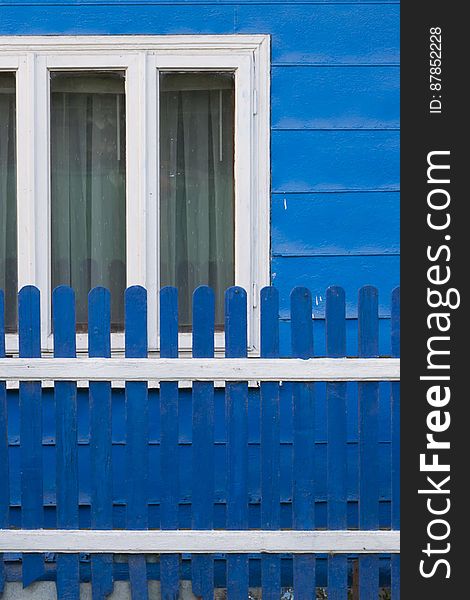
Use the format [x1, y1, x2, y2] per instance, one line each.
[0, 36, 270, 355]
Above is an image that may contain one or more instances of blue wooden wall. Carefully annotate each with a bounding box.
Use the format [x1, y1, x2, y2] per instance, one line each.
[1, 6, 398, 587]
[0, 0, 400, 337]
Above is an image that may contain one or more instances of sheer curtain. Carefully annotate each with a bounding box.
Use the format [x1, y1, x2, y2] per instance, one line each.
[160, 73, 235, 328]
[0, 73, 17, 333]
[51, 72, 126, 331]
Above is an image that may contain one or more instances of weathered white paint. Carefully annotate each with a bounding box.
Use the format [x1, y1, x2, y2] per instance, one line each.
[0, 529, 400, 554]
[0, 357, 400, 382]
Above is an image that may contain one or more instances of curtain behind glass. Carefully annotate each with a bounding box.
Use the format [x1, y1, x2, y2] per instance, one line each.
[0, 73, 17, 333]
[51, 72, 126, 331]
[160, 72, 235, 329]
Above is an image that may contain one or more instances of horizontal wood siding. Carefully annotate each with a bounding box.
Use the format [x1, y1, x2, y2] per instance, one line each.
[0, 0, 399, 348]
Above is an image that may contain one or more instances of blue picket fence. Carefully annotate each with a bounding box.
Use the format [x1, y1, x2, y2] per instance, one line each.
[0, 284, 400, 599]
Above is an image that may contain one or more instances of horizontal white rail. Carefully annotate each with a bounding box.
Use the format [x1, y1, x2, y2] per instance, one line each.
[0, 529, 400, 554]
[0, 357, 399, 382]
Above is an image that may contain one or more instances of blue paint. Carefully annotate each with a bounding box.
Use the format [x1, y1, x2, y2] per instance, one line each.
[272, 66, 399, 130]
[1, 0, 400, 590]
[88, 287, 114, 598]
[290, 287, 316, 596]
[272, 192, 400, 257]
[0, 292, 7, 593]
[272, 130, 399, 193]
[391, 288, 400, 599]
[18, 286, 44, 587]
[0, 5, 400, 67]
[53, 286, 80, 600]
[326, 287, 348, 600]
[225, 287, 249, 597]
[191, 286, 215, 599]
[125, 286, 149, 599]
[159, 287, 180, 600]
[272, 255, 400, 319]
[358, 286, 380, 597]
[260, 287, 281, 598]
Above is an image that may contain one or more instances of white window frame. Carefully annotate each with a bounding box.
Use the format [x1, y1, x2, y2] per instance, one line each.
[0, 35, 271, 355]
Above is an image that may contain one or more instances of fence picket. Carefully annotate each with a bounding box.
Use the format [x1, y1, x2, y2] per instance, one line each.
[53, 286, 80, 599]
[358, 286, 380, 598]
[326, 286, 348, 600]
[291, 286, 316, 599]
[191, 286, 215, 599]
[0, 291, 8, 593]
[260, 286, 281, 600]
[225, 287, 249, 599]
[125, 286, 149, 599]
[0, 284, 400, 596]
[160, 287, 180, 600]
[391, 287, 400, 599]
[18, 286, 44, 587]
[89, 287, 114, 599]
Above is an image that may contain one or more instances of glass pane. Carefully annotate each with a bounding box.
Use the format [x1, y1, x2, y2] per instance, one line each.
[51, 72, 126, 332]
[0, 72, 17, 333]
[160, 72, 235, 329]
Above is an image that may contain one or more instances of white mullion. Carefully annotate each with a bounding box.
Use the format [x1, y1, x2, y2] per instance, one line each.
[16, 53, 50, 350]
[36, 57, 51, 350]
[234, 56, 254, 348]
[16, 53, 37, 289]
[146, 54, 159, 350]
[125, 55, 147, 291]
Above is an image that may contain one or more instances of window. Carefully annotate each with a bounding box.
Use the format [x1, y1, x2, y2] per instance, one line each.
[50, 71, 127, 331]
[0, 36, 270, 354]
[0, 72, 17, 333]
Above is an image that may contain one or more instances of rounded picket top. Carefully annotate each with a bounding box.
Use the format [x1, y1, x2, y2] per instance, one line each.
[192, 286, 215, 357]
[326, 285, 345, 302]
[260, 285, 279, 305]
[52, 286, 76, 356]
[18, 286, 41, 357]
[358, 285, 379, 358]
[326, 286, 346, 358]
[88, 287, 111, 358]
[18, 284, 40, 303]
[160, 286, 178, 358]
[290, 286, 313, 359]
[392, 286, 400, 305]
[193, 285, 215, 309]
[125, 286, 148, 358]
[224, 286, 247, 358]
[260, 286, 279, 358]
[391, 286, 400, 358]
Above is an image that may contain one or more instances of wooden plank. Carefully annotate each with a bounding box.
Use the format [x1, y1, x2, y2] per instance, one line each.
[0, 357, 400, 382]
[191, 286, 215, 600]
[291, 287, 315, 599]
[391, 287, 400, 600]
[89, 287, 114, 599]
[53, 286, 80, 600]
[0, 529, 400, 554]
[326, 286, 348, 600]
[358, 286, 380, 598]
[125, 286, 149, 600]
[260, 286, 281, 600]
[18, 286, 43, 587]
[225, 287, 249, 599]
[159, 287, 180, 600]
[0, 291, 7, 593]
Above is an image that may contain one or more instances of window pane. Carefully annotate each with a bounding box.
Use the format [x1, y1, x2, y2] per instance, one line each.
[51, 72, 126, 331]
[0, 72, 17, 333]
[160, 72, 235, 329]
